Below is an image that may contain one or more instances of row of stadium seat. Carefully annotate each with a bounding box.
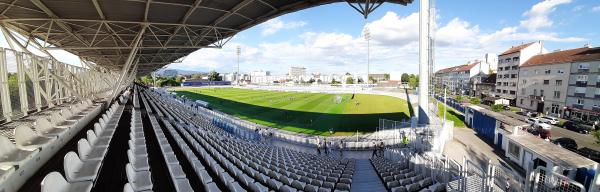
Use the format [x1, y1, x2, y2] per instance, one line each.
[138, 85, 356, 192]
[371, 157, 444, 192]
[0, 98, 103, 191]
[40, 97, 126, 192]
[125, 108, 153, 191]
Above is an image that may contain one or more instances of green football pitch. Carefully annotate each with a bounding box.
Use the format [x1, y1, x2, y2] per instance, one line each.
[173, 88, 411, 136]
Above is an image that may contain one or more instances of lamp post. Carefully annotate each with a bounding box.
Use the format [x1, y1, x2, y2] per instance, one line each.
[364, 27, 371, 85]
[236, 45, 241, 85]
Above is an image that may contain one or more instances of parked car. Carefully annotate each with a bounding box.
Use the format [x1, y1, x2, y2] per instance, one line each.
[533, 122, 552, 130]
[515, 111, 528, 117]
[526, 111, 538, 118]
[552, 137, 578, 152]
[539, 116, 559, 125]
[562, 121, 592, 134]
[526, 118, 540, 124]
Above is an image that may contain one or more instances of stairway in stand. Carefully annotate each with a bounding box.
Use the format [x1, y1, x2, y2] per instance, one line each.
[351, 159, 387, 192]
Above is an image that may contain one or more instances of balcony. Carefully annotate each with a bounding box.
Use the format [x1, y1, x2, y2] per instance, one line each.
[596, 94, 600, 99]
[576, 81, 588, 87]
[573, 104, 584, 109]
[529, 95, 544, 101]
[574, 93, 586, 98]
[596, 82, 600, 88]
[594, 106, 600, 112]
[578, 68, 590, 73]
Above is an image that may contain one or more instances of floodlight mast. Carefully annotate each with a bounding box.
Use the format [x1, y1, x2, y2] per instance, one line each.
[236, 45, 241, 85]
[364, 27, 371, 86]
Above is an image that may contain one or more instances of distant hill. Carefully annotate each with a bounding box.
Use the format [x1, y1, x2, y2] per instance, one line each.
[155, 68, 204, 76]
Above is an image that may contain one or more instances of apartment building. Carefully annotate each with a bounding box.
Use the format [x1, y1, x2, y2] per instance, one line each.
[516, 51, 571, 117]
[435, 60, 489, 95]
[564, 46, 600, 122]
[496, 41, 546, 105]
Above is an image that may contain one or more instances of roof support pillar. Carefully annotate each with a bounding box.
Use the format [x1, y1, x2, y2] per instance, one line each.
[418, 0, 430, 124]
[110, 24, 146, 100]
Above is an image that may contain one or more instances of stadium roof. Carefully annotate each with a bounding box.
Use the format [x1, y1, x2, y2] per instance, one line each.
[0, 0, 412, 75]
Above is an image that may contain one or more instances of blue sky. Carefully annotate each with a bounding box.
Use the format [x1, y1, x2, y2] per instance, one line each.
[166, 0, 600, 75]
[2, 0, 598, 75]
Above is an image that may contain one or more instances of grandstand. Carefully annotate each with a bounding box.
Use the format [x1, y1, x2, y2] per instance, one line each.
[0, 0, 595, 191]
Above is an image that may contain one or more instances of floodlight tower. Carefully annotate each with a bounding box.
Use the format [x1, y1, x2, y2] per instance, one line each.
[236, 45, 241, 85]
[364, 27, 371, 85]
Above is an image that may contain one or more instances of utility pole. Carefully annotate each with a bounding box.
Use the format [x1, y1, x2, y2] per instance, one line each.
[236, 45, 241, 85]
[364, 27, 371, 86]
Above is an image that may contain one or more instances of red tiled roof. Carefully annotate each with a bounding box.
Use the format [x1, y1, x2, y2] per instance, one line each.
[499, 42, 536, 56]
[435, 61, 480, 74]
[521, 47, 600, 67]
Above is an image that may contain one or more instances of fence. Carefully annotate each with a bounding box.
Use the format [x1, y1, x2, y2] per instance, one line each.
[435, 95, 466, 113]
[0, 48, 118, 123]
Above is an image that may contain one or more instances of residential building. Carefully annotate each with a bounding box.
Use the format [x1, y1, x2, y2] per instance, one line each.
[472, 73, 496, 98]
[368, 74, 387, 82]
[496, 41, 546, 105]
[435, 60, 489, 95]
[289, 66, 306, 76]
[564, 46, 600, 122]
[516, 50, 572, 117]
[250, 70, 271, 84]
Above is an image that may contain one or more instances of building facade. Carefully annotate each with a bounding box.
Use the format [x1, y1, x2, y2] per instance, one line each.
[564, 47, 600, 122]
[289, 67, 306, 76]
[435, 60, 489, 95]
[496, 41, 545, 104]
[516, 53, 571, 116]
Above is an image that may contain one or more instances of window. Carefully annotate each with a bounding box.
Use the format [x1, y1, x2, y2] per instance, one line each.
[596, 88, 600, 95]
[504, 74, 509, 78]
[520, 99, 524, 105]
[499, 68, 503, 71]
[522, 79, 527, 84]
[557, 69, 564, 74]
[497, 82, 502, 86]
[521, 88, 526, 95]
[505, 58, 511, 63]
[533, 89, 537, 96]
[512, 66, 518, 70]
[530, 100, 534, 106]
[508, 142, 520, 158]
[504, 66, 510, 70]
[544, 69, 551, 74]
[497, 89, 501, 93]
[510, 91, 516, 95]
[540, 90, 544, 97]
[555, 80, 562, 86]
[503, 90, 508, 93]
[543, 80, 549, 85]
[554, 91, 560, 98]
[511, 74, 517, 78]
[577, 99, 585, 105]
[534, 70, 539, 74]
[513, 57, 520, 62]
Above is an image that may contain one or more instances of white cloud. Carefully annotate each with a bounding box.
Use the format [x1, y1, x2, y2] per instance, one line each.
[170, 0, 586, 75]
[261, 18, 307, 36]
[520, 0, 572, 32]
[592, 5, 600, 12]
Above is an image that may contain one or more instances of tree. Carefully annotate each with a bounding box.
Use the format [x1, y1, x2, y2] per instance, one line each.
[345, 72, 351, 75]
[384, 73, 390, 80]
[492, 104, 505, 112]
[175, 76, 184, 83]
[317, 79, 322, 84]
[207, 71, 221, 81]
[357, 77, 364, 83]
[139, 75, 153, 85]
[401, 73, 409, 83]
[191, 73, 202, 79]
[308, 78, 315, 84]
[470, 97, 480, 105]
[346, 76, 354, 84]
[369, 76, 377, 83]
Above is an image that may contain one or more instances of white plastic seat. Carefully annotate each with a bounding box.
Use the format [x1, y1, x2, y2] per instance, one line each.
[0, 166, 15, 183]
[126, 163, 153, 191]
[41, 172, 92, 192]
[63, 152, 101, 182]
[94, 123, 113, 138]
[50, 112, 76, 128]
[77, 139, 107, 161]
[127, 149, 150, 171]
[0, 135, 38, 169]
[87, 130, 110, 147]
[14, 124, 56, 151]
[35, 118, 68, 137]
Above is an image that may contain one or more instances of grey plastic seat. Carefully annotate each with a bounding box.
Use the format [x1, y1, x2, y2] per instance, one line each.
[63, 152, 101, 182]
[41, 172, 92, 192]
[335, 183, 350, 191]
[0, 135, 38, 168]
[14, 124, 55, 151]
[205, 182, 221, 192]
[174, 178, 194, 192]
[168, 164, 187, 179]
[126, 163, 153, 191]
[77, 139, 107, 161]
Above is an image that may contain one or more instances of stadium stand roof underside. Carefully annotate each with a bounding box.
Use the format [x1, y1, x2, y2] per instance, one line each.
[0, 0, 412, 75]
